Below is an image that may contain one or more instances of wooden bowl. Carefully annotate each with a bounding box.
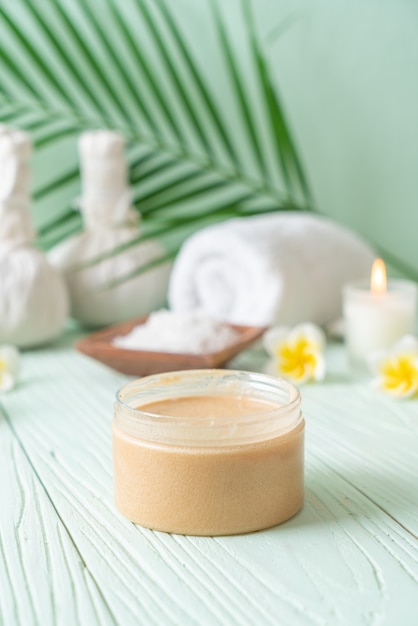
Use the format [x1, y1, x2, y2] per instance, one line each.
[75, 315, 266, 376]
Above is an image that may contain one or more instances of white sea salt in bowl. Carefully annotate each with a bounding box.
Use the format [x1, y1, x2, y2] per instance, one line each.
[75, 311, 266, 376]
[112, 310, 240, 354]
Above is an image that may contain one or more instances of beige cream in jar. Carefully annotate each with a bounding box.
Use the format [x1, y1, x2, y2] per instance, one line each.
[113, 369, 304, 536]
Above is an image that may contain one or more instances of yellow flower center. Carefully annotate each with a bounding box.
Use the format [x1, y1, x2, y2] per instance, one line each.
[380, 355, 418, 394]
[0, 357, 5, 383]
[276, 337, 318, 380]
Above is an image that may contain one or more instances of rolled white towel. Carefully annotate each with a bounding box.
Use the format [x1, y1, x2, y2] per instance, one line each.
[168, 213, 375, 327]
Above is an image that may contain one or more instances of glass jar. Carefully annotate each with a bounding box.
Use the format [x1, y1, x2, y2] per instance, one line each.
[113, 369, 304, 536]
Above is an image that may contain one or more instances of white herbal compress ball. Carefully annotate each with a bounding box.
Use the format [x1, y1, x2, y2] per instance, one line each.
[49, 131, 170, 327]
[0, 126, 69, 348]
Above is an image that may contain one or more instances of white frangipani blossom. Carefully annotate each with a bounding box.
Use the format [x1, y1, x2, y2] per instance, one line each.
[0, 345, 21, 392]
[367, 335, 418, 399]
[263, 323, 326, 384]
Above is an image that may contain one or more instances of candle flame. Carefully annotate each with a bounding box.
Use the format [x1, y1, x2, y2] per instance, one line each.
[371, 258, 387, 294]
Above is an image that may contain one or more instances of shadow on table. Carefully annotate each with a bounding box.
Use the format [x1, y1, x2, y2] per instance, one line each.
[19, 320, 87, 354]
[264, 464, 416, 535]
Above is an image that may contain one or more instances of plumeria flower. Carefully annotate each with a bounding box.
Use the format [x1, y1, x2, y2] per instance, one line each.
[263, 323, 326, 384]
[367, 335, 418, 399]
[0, 345, 21, 393]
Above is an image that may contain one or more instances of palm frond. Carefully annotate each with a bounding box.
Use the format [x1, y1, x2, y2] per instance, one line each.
[2, 0, 412, 282]
[0, 0, 310, 232]
[243, 0, 312, 205]
[212, 0, 271, 184]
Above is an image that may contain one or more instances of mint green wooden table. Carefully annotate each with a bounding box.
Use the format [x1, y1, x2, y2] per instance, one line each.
[1, 327, 417, 626]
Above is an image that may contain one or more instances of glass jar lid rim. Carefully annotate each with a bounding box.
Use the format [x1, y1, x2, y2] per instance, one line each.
[116, 368, 300, 422]
[115, 369, 302, 445]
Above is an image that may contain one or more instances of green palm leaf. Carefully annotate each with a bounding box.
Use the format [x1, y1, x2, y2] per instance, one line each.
[1, 0, 412, 283]
[0, 0, 309, 256]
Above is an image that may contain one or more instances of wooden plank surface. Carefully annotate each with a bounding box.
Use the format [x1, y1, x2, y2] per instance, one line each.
[1, 331, 417, 626]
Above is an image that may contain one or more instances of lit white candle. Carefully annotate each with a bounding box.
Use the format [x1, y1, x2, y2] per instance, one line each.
[343, 259, 417, 368]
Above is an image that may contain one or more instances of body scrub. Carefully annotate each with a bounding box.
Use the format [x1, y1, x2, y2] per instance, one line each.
[113, 369, 304, 536]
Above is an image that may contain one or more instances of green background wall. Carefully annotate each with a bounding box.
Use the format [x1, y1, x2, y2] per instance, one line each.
[256, 0, 418, 272]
